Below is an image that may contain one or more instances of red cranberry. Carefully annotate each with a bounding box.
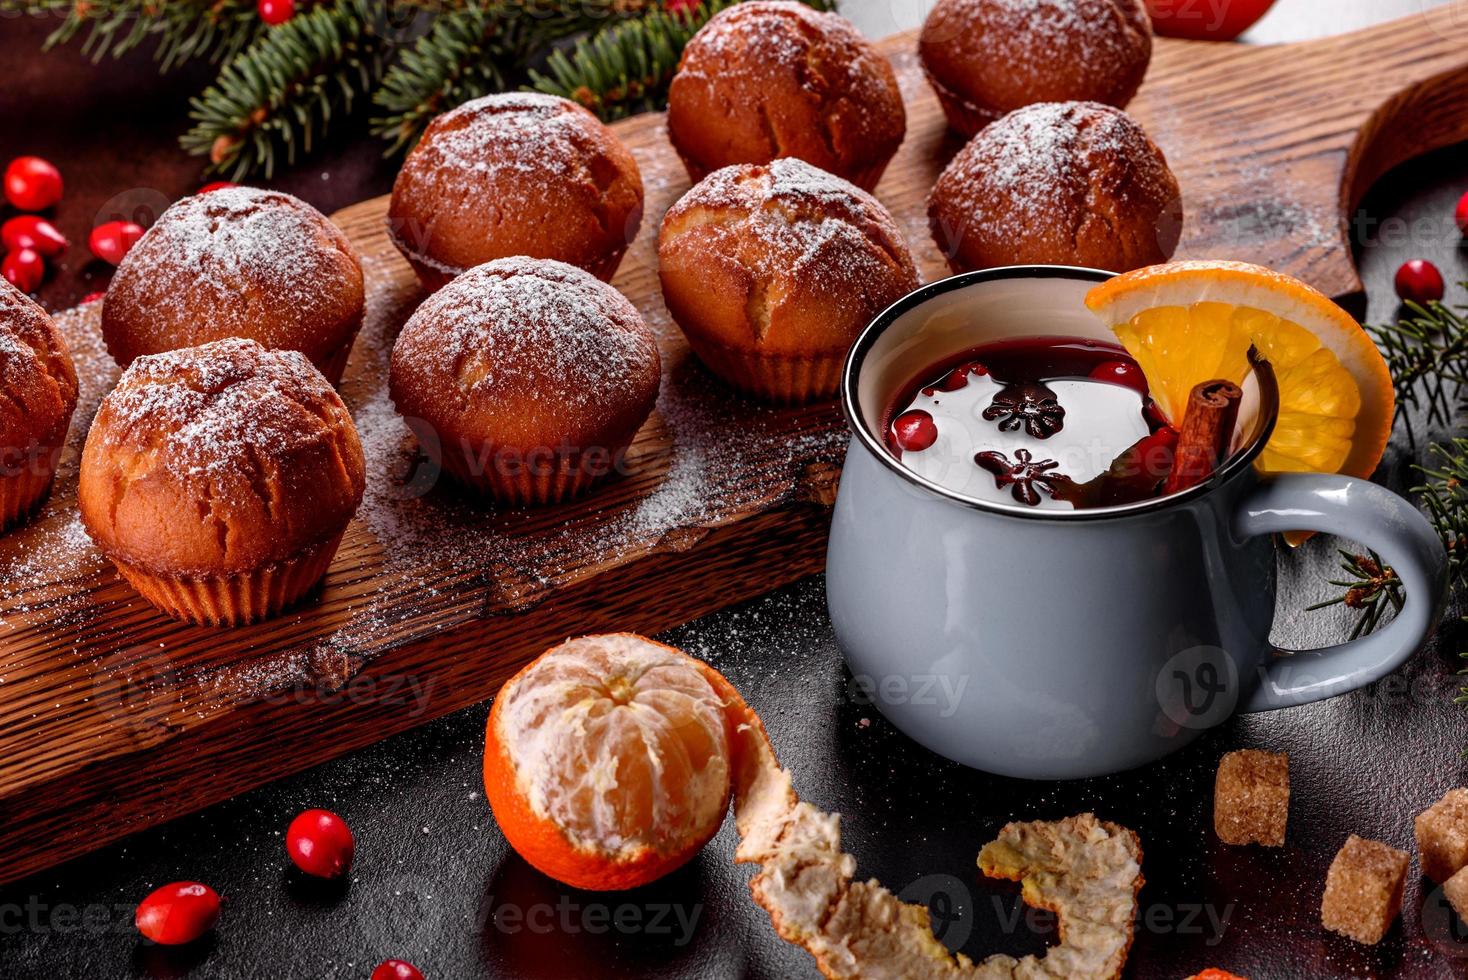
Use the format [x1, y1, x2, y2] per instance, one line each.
[88, 220, 145, 265]
[1, 215, 66, 257]
[258, 0, 295, 25]
[81, 290, 107, 304]
[135, 881, 220, 945]
[1395, 259, 1445, 305]
[1090, 359, 1146, 391]
[3, 156, 63, 211]
[927, 360, 986, 393]
[372, 961, 425, 980]
[1135, 427, 1180, 480]
[199, 181, 237, 193]
[1457, 190, 1468, 237]
[892, 410, 938, 453]
[2, 249, 44, 293]
[286, 808, 355, 878]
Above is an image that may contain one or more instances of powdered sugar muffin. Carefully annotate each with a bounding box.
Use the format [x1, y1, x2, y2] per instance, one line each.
[928, 101, 1180, 273]
[388, 258, 661, 505]
[0, 279, 77, 531]
[667, 1, 905, 191]
[388, 93, 643, 289]
[101, 187, 364, 384]
[658, 158, 918, 402]
[919, 0, 1152, 137]
[79, 338, 365, 627]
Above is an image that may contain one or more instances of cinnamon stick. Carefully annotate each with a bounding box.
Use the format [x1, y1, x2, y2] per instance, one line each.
[1163, 379, 1243, 495]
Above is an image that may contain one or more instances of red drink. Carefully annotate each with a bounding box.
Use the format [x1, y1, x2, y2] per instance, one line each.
[884, 336, 1178, 510]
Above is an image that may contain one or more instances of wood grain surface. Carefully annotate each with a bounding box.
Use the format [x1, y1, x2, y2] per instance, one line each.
[3, 7, 1468, 886]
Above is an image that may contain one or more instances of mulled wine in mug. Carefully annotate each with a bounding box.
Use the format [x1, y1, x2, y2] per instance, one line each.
[827, 266, 1448, 779]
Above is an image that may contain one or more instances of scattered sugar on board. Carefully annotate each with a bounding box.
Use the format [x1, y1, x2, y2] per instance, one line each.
[0, 225, 844, 689]
[0, 304, 116, 637]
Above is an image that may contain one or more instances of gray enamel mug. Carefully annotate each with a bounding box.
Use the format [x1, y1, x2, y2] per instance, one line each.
[826, 266, 1449, 779]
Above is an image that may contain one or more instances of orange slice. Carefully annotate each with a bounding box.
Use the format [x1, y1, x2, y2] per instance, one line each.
[1085, 261, 1394, 480]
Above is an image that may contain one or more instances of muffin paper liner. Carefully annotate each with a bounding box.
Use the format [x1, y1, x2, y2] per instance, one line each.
[685, 335, 843, 404]
[0, 464, 59, 534]
[107, 532, 345, 628]
[434, 442, 627, 506]
[922, 66, 1003, 139]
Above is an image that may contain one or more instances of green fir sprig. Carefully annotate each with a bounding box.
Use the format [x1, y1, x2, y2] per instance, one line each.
[1307, 550, 1404, 640]
[530, 0, 739, 120]
[180, 0, 395, 180]
[1316, 436, 1468, 637]
[1369, 296, 1468, 433]
[15, 0, 838, 178]
[370, 0, 639, 156]
[4, 0, 265, 70]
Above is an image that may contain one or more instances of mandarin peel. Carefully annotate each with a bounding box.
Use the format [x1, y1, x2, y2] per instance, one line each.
[485, 635, 1145, 979]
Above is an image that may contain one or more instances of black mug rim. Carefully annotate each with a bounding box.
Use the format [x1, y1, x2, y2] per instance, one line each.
[840, 265, 1281, 522]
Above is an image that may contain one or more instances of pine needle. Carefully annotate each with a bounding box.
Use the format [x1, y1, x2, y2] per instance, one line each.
[180, 0, 393, 180]
[6, 0, 264, 70]
[1369, 294, 1468, 434]
[370, 0, 631, 156]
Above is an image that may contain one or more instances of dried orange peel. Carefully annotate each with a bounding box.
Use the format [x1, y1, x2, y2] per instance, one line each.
[486, 635, 1145, 978]
[731, 691, 1144, 980]
[723, 650, 1145, 979]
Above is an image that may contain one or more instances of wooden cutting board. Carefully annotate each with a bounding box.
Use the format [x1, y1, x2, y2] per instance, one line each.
[3, 5, 1468, 886]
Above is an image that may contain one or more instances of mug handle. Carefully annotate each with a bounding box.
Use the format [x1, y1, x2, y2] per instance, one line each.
[1233, 472, 1449, 712]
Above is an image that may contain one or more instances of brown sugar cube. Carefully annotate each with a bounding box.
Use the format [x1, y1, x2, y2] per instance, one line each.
[1213, 749, 1289, 846]
[1444, 866, 1468, 920]
[1415, 788, 1468, 882]
[1320, 835, 1409, 945]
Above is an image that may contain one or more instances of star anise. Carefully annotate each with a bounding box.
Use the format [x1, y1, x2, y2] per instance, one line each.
[974, 448, 1062, 506]
[982, 382, 1065, 439]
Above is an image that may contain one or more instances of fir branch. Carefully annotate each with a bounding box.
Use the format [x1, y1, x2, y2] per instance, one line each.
[529, 0, 735, 120]
[180, 0, 395, 180]
[1314, 439, 1468, 636]
[530, 0, 833, 121]
[5, 0, 265, 71]
[371, 0, 632, 156]
[1369, 291, 1468, 433]
[1414, 439, 1468, 585]
[1306, 550, 1403, 640]
[1309, 290, 1468, 638]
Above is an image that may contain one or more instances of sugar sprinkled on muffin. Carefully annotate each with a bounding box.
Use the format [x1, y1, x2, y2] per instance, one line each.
[388, 93, 644, 289]
[101, 187, 365, 383]
[388, 257, 661, 505]
[667, 1, 905, 191]
[659, 158, 918, 402]
[79, 337, 365, 626]
[0, 279, 78, 532]
[919, 0, 1153, 137]
[929, 101, 1181, 273]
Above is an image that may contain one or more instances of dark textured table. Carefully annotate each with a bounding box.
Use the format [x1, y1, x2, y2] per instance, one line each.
[3, 2, 1468, 978]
